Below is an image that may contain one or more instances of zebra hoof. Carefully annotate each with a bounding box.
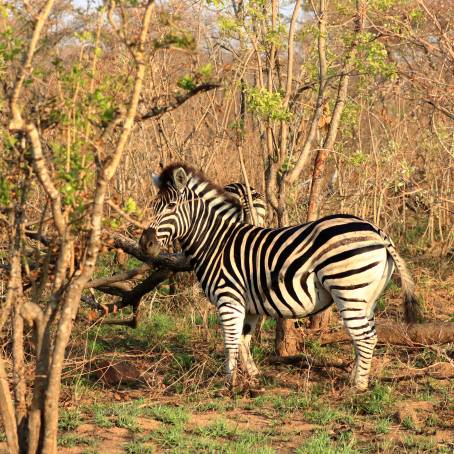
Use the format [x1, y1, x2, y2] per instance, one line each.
[354, 382, 369, 392]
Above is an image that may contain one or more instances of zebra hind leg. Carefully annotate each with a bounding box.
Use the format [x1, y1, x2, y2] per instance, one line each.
[347, 255, 392, 389]
[338, 303, 378, 391]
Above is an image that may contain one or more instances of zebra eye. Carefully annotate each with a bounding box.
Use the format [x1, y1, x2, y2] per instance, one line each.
[167, 201, 177, 209]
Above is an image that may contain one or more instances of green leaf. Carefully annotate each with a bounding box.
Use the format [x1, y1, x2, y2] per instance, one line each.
[124, 197, 137, 214]
[199, 63, 213, 78]
[177, 75, 196, 91]
[246, 87, 292, 122]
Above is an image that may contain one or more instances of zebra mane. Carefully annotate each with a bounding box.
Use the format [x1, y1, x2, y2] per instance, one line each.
[158, 163, 242, 208]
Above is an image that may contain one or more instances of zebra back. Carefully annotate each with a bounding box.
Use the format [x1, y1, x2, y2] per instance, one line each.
[224, 183, 266, 227]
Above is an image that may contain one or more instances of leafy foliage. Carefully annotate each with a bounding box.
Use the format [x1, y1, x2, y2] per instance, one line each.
[246, 87, 291, 121]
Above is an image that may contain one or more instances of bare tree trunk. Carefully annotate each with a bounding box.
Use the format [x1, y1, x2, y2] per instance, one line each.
[0, 360, 19, 454]
[272, 0, 303, 356]
[41, 6, 155, 452]
[275, 320, 300, 356]
[307, 149, 332, 331]
[308, 0, 366, 330]
[0, 221, 23, 454]
[318, 322, 454, 346]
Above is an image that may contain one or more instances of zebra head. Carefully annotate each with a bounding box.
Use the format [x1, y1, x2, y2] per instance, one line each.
[139, 166, 192, 255]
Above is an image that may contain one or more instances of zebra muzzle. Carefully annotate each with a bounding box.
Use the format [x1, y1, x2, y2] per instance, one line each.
[139, 227, 161, 257]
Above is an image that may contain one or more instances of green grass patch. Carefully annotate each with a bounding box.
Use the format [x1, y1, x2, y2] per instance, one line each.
[349, 383, 394, 415]
[242, 394, 275, 410]
[150, 417, 276, 454]
[145, 405, 189, 426]
[192, 399, 234, 413]
[413, 348, 438, 368]
[58, 434, 95, 448]
[173, 352, 194, 371]
[401, 435, 439, 452]
[94, 251, 117, 278]
[114, 403, 142, 432]
[251, 344, 267, 361]
[401, 415, 417, 430]
[197, 418, 236, 438]
[87, 339, 106, 355]
[233, 430, 275, 454]
[150, 425, 185, 449]
[303, 339, 325, 359]
[91, 403, 114, 428]
[143, 313, 176, 339]
[375, 296, 386, 312]
[124, 437, 154, 454]
[90, 400, 145, 432]
[306, 407, 343, 425]
[262, 318, 276, 332]
[296, 430, 359, 454]
[426, 414, 440, 428]
[87, 309, 185, 353]
[58, 408, 83, 431]
[271, 392, 311, 414]
[375, 417, 392, 434]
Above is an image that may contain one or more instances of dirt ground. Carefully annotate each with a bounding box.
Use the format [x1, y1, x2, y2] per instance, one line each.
[2, 366, 451, 454]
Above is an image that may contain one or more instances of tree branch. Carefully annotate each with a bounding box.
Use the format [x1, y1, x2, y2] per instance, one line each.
[112, 233, 192, 271]
[106, 200, 147, 229]
[139, 83, 220, 121]
[423, 98, 454, 121]
[8, 0, 66, 238]
[87, 265, 150, 289]
[287, 0, 328, 185]
[93, 268, 172, 328]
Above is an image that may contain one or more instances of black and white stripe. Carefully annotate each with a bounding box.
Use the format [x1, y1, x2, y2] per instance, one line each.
[224, 183, 266, 226]
[142, 164, 421, 390]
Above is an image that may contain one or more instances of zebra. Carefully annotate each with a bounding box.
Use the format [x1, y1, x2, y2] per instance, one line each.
[140, 163, 422, 391]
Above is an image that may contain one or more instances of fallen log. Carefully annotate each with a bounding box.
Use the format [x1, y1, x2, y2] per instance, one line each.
[87, 265, 150, 288]
[317, 322, 454, 346]
[112, 233, 192, 271]
[381, 362, 454, 382]
[87, 269, 172, 327]
[268, 355, 454, 382]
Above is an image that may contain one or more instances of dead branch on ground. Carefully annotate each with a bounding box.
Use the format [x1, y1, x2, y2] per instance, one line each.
[315, 322, 454, 347]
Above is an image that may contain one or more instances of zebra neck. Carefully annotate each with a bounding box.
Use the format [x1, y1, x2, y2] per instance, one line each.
[179, 206, 242, 269]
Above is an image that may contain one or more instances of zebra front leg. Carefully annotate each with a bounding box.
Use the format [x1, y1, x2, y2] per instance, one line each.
[217, 300, 245, 390]
[239, 314, 260, 380]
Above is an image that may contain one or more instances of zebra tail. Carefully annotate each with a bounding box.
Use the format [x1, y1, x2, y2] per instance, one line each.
[384, 241, 424, 323]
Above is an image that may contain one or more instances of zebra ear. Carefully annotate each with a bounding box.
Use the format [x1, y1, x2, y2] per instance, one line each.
[172, 167, 188, 192]
[151, 173, 162, 189]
